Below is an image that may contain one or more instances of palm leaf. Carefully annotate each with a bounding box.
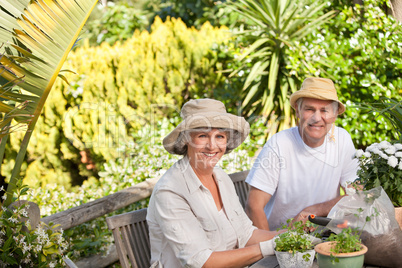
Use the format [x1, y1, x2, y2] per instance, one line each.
[0, 0, 98, 207]
[357, 98, 402, 142]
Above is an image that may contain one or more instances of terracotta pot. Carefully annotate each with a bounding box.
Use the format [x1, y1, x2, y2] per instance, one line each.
[315, 242, 367, 268]
[395, 207, 402, 230]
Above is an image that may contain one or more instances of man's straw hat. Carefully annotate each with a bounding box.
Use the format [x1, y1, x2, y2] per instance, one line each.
[163, 99, 250, 155]
[290, 77, 345, 114]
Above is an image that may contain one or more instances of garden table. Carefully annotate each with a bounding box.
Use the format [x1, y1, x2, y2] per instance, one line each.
[250, 255, 380, 268]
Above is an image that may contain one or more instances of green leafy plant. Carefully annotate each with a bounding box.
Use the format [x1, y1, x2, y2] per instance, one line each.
[287, 0, 402, 148]
[83, 2, 149, 46]
[274, 219, 316, 261]
[0, 181, 68, 267]
[0, 0, 99, 206]
[146, 0, 223, 28]
[324, 207, 377, 263]
[327, 227, 362, 254]
[229, 0, 336, 135]
[357, 98, 402, 142]
[355, 140, 402, 207]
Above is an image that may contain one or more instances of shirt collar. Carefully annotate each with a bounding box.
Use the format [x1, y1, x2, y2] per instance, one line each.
[177, 156, 222, 195]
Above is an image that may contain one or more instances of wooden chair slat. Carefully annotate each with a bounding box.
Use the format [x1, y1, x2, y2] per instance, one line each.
[230, 170, 250, 209]
[106, 208, 150, 268]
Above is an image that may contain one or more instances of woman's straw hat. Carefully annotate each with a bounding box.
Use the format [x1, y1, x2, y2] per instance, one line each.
[290, 77, 345, 114]
[163, 99, 250, 155]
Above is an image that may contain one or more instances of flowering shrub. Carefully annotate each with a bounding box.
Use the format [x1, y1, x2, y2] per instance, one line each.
[355, 141, 402, 207]
[0, 184, 68, 267]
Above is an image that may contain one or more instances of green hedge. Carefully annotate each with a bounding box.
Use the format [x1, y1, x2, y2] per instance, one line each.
[3, 17, 232, 188]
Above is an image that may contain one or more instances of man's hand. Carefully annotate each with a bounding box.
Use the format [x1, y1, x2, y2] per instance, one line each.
[293, 211, 317, 232]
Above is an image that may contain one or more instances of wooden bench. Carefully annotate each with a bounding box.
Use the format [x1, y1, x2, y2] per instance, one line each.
[106, 170, 250, 267]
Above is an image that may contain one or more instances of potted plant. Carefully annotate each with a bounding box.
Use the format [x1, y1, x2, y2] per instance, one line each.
[315, 227, 368, 268]
[357, 98, 402, 228]
[314, 199, 382, 268]
[274, 219, 318, 268]
[355, 140, 402, 228]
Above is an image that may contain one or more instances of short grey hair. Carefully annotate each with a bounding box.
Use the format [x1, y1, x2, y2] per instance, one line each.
[174, 128, 242, 155]
[296, 97, 339, 115]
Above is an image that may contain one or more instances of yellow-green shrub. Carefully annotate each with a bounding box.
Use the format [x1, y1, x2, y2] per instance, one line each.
[3, 17, 231, 188]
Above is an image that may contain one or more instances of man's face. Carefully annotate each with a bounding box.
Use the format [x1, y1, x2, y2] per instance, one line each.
[296, 98, 338, 148]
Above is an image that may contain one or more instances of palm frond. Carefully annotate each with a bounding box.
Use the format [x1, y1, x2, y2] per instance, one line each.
[357, 98, 402, 142]
[230, 0, 333, 135]
[0, 0, 98, 207]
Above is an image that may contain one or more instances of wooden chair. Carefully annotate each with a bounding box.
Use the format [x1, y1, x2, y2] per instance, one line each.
[229, 170, 250, 209]
[106, 208, 150, 268]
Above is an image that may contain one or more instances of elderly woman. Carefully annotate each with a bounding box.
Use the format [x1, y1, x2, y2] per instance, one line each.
[147, 99, 281, 268]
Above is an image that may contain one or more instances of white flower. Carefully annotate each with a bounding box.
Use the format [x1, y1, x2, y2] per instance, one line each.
[387, 156, 398, 168]
[379, 152, 389, 160]
[396, 152, 402, 158]
[379, 140, 391, 149]
[355, 149, 364, 158]
[21, 208, 28, 218]
[49, 262, 56, 268]
[366, 143, 379, 152]
[394, 143, 402, 150]
[385, 146, 396, 155]
[9, 217, 18, 224]
[399, 161, 402, 170]
[363, 152, 371, 158]
[371, 148, 381, 155]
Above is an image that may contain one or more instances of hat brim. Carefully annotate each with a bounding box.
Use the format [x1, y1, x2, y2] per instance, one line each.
[290, 91, 345, 114]
[163, 112, 250, 155]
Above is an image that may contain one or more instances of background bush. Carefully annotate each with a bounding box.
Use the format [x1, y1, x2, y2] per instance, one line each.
[2, 17, 234, 189]
[82, 1, 149, 46]
[287, 0, 402, 148]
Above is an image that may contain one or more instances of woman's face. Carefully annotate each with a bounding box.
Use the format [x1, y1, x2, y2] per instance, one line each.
[187, 128, 227, 172]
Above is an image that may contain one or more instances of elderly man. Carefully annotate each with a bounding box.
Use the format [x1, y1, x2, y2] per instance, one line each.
[245, 77, 358, 231]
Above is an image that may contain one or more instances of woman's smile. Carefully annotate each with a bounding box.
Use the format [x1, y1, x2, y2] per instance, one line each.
[187, 129, 227, 171]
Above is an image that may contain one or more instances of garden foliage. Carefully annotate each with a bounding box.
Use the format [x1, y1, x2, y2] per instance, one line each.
[145, 0, 239, 28]
[82, 1, 149, 46]
[229, 0, 336, 135]
[287, 0, 402, 147]
[0, 181, 68, 267]
[2, 17, 233, 189]
[356, 141, 402, 207]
